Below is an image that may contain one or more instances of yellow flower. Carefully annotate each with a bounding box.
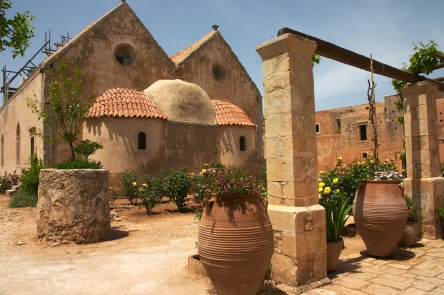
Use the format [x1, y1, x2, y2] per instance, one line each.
[324, 187, 331, 194]
[334, 162, 338, 166]
[203, 163, 208, 167]
[142, 183, 148, 187]
[318, 182, 325, 188]
[212, 169, 216, 173]
[318, 187, 324, 193]
[336, 156, 343, 161]
[318, 194, 322, 199]
[139, 188, 143, 192]
[199, 171, 203, 175]
[391, 158, 395, 161]
[370, 160, 373, 163]
[132, 182, 137, 186]
[385, 158, 389, 162]
[189, 172, 195, 176]
[336, 189, 340, 193]
[357, 161, 361, 165]
[333, 178, 338, 184]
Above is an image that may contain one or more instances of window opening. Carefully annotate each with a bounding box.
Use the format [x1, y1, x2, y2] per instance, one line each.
[362, 152, 368, 158]
[239, 136, 246, 152]
[359, 125, 367, 141]
[213, 64, 225, 81]
[335, 119, 341, 134]
[316, 123, 320, 134]
[16, 123, 20, 164]
[116, 48, 131, 65]
[138, 132, 146, 150]
[30, 136, 35, 156]
[1, 134, 3, 167]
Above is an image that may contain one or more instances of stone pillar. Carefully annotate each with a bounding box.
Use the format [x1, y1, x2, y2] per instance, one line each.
[256, 34, 326, 287]
[401, 81, 444, 239]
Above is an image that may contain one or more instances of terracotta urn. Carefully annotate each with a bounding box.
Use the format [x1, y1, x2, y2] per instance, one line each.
[353, 180, 408, 257]
[198, 194, 274, 295]
[398, 221, 421, 247]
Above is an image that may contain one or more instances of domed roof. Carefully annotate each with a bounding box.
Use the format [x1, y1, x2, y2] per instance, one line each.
[143, 79, 216, 124]
[87, 88, 166, 119]
[212, 100, 256, 127]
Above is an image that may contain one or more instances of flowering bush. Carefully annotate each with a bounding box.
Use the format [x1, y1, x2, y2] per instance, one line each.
[140, 171, 165, 215]
[118, 169, 139, 205]
[0, 171, 20, 194]
[405, 196, 418, 222]
[318, 155, 404, 208]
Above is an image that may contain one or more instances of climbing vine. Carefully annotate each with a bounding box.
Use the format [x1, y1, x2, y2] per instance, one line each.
[392, 40, 443, 109]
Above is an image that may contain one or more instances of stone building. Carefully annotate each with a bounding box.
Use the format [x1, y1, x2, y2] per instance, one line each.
[315, 94, 444, 170]
[0, 2, 263, 184]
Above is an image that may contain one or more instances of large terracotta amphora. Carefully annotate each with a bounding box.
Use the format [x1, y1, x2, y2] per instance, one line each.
[198, 194, 274, 295]
[353, 180, 408, 257]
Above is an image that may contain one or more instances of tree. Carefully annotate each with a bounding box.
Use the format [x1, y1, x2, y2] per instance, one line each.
[26, 60, 95, 160]
[0, 0, 34, 58]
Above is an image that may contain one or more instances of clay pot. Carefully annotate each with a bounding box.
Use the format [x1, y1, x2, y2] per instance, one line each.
[198, 194, 274, 295]
[327, 237, 343, 272]
[353, 180, 408, 257]
[342, 223, 357, 238]
[398, 221, 421, 247]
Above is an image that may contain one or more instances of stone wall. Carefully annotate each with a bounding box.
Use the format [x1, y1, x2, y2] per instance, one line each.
[37, 169, 110, 244]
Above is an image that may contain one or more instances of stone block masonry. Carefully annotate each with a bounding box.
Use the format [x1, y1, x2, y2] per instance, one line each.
[37, 169, 110, 244]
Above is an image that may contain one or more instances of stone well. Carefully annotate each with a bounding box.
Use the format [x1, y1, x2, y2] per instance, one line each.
[37, 169, 110, 243]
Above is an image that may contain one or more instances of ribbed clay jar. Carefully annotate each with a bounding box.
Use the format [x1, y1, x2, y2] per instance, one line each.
[354, 180, 408, 257]
[198, 194, 274, 295]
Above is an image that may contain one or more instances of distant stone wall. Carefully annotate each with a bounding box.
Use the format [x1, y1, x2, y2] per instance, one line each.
[37, 169, 110, 244]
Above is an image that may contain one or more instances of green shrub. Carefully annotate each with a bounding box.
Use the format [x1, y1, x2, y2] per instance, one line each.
[52, 158, 102, 169]
[118, 169, 139, 205]
[74, 139, 103, 159]
[164, 168, 191, 213]
[8, 189, 38, 208]
[20, 154, 45, 196]
[140, 171, 165, 215]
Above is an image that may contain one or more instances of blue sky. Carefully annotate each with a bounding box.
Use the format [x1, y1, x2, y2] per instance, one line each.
[2, 0, 444, 110]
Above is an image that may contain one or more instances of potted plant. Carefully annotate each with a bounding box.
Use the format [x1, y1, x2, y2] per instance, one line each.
[398, 196, 420, 247]
[318, 178, 353, 271]
[194, 166, 273, 295]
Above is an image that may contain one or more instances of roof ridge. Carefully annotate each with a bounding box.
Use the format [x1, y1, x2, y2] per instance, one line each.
[170, 30, 218, 65]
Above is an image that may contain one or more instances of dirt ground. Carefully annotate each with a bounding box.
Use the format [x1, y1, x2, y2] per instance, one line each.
[0, 196, 365, 295]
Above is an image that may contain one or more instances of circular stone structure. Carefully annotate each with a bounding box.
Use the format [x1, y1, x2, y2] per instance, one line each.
[37, 169, 110, 244]
[144, 79, 216, 124]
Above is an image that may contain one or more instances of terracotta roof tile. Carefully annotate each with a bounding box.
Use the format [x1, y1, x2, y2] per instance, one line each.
[87, 88, 167, 119]
[212, 100, 256, 127]
[170, 30, 218, 64]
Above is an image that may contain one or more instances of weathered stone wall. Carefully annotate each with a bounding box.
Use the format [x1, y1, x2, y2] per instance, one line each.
[316, 95, 405, 170]
[316, 95, 444, 171]
[37, 169, 110, 244]
[0, 71, 45, 173]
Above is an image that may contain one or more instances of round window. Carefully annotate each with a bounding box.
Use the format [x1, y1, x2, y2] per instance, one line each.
[213, 64, 225, 81]
[113, 43, 135, 66]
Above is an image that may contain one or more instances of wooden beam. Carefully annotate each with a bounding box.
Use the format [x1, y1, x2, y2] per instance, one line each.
[277, 27, 444, 91]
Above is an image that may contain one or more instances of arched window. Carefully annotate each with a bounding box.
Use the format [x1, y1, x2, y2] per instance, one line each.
[1, 134, 4, 167]
[138, 132, 146, 150]
[16, 123, 20, 164]
[239, 136, 246, 152]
